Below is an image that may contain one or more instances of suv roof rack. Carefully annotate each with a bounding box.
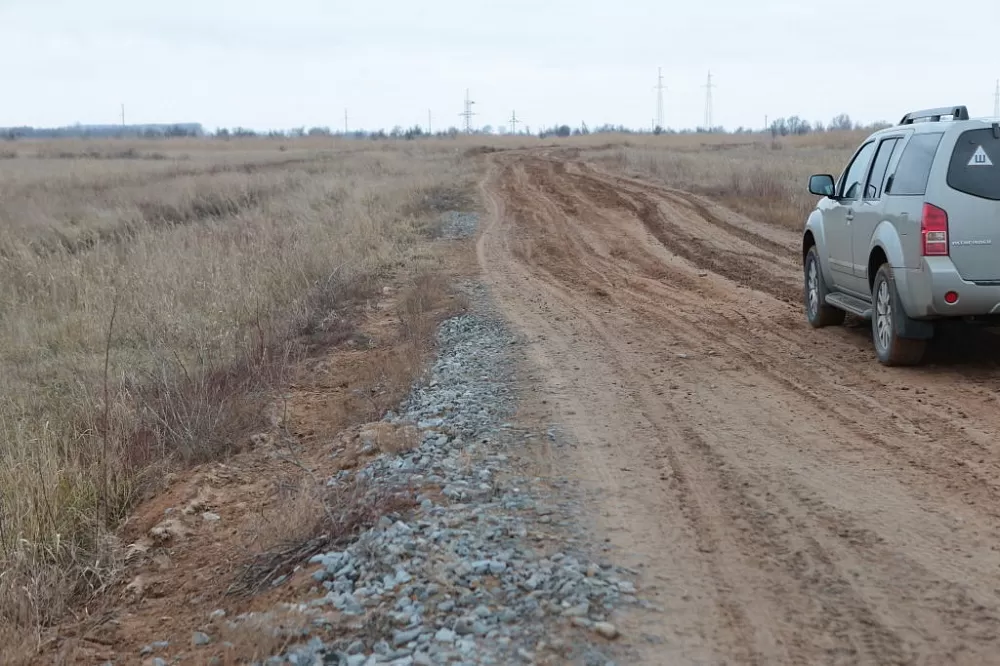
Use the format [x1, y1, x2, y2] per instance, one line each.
[899, 106, 970, 125]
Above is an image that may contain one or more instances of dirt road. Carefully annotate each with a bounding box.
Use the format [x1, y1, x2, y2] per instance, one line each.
[477, 150, 1000, 665]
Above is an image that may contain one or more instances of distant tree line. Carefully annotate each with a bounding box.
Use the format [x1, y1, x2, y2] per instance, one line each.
[210, 114, 891, 141]
[767, 113, 890, 137]
[2, 124, 204, 140]
[3, 113, 892, 143]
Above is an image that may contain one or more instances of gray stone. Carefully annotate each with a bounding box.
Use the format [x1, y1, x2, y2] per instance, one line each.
[392, 627, 423, 647]
[192, 631, 212, 646]
[347, 656, 367, 666]
[471, 560, 506, 575]
[434, 627, 456, 643]
[593, 622, 619, 639]
[499, 609, 519, 623]
[455, 638, 477, 655]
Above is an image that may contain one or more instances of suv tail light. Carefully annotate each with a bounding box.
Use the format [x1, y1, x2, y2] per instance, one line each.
[921, 203, 949, 256]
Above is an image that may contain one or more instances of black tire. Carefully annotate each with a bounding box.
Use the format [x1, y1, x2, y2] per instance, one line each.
[804, 245, 846, 328]
[872, 263, 926, 366]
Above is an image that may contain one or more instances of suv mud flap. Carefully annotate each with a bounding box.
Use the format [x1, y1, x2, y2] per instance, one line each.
[894, 306, 935, 340]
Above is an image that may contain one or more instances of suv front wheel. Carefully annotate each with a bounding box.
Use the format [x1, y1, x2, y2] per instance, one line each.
[872, 263, 926, 366]
[804, 246, 845, 328]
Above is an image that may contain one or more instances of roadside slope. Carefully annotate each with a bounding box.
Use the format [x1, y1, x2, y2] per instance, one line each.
[479, 150, 1000, 665]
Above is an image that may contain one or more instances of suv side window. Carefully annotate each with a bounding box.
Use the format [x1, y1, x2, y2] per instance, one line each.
[864, 138, 901, 200]
[888, 132, 944, 196]
[839, 141, 877, 200]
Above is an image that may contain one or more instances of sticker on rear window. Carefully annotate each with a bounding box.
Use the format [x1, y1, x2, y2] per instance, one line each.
[968, 145, 994, 166]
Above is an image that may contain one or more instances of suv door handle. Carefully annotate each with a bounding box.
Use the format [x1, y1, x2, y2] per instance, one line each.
[845, 211, 855, 222]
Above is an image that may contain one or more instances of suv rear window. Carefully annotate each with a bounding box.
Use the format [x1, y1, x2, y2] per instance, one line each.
[947, 129, 1000, 200]
[889, 132, 943, 196]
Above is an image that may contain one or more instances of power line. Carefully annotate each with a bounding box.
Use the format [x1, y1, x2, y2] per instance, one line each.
[509, 110, 521, 135]
[460, 89, 477, 133]
[703, 70, 715, 131]
[653, 67, 665, 129]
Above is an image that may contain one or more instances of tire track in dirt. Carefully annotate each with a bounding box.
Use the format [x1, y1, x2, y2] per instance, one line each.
[572, 159, 799, 258]
[486, 157, 901, 663]
[479, 150, 1000, 665]
[505, 155, 1000, 518]
[569, 157, 1000, 518]
[556, 163, 803, 305]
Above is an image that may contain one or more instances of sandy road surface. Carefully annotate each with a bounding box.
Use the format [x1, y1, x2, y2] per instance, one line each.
[477, 149, 1000, 665]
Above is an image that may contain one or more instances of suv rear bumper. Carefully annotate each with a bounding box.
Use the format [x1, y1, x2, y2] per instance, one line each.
[897, 257, 1000, 318]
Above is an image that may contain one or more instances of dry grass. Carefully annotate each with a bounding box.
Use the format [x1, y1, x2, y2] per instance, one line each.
[0, 137, 479, 637]
[588, 131, 867, 230]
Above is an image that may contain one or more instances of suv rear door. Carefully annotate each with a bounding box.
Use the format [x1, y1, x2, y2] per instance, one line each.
[942, 127, 1000, 281]
[852, 135, 904, 281]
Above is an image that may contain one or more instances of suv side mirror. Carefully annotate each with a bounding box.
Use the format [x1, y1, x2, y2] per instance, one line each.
[809, 174, 836, 197]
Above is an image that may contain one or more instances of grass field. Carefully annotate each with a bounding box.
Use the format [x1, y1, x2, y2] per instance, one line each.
[0, 129, 862, 641]
[0, 137, 480, 636]
[591, 130, 865, 231]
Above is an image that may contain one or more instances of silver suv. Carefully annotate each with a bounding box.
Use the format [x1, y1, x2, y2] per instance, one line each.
[803, 105, 1000, 366]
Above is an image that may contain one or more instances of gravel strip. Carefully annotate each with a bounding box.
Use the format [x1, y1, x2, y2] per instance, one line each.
[231, 213, 649, 665]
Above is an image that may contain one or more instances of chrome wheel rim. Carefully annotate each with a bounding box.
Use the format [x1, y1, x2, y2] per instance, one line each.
[875, 279, 892, 351]
[807, 260, 819, 317]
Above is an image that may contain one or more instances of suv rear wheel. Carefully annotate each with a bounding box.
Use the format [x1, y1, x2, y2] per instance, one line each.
[872, 263, 926, 366]
[804, 246, 845, 328]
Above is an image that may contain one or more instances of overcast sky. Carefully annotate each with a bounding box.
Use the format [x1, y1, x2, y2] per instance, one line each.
[2, 0, 998, 132]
